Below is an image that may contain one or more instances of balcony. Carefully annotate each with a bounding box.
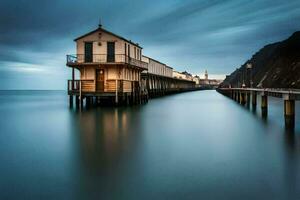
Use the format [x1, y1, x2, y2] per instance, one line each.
[68, 79, 138, 94]
[66, 54, 148, 69]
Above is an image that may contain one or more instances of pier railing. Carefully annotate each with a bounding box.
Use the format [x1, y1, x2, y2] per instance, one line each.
[218, 87, 300, 99]
[68, 79, 131, 93]
[66, 54, 148, 69]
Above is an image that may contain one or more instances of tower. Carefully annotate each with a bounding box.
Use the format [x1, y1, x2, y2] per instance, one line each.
[205, 70, 208, 80]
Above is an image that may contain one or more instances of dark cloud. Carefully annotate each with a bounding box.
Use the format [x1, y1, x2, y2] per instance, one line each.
[0, 0, 299, 89]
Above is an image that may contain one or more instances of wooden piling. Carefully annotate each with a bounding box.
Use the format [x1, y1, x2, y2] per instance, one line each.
[246, 92, 251, 107]
[261, 94, 268, 118]
[75, 95, 79, 108]
[69, 95, 73, 108]
[240, 92, 246, 105]
[80, 96, 83, 109]
[115, 79, 118, 105]
[86, 96, 92, 108]
[252, 91, 257, 107]
[284, 99, 295, 130]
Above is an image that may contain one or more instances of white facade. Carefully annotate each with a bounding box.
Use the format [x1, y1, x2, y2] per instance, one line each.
[173, 71, 195, 81]
[76, 28, 143, 63]
[193, 76, 200, 84]
[142, 56, 173, 78]
[173, 71, 186, 79]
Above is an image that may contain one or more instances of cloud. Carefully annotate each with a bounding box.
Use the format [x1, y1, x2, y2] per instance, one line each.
[0, 62, 48, 73]
[0, 0, 299, 89]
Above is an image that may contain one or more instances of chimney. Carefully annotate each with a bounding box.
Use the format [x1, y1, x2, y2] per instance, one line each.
[98, 18, 102, 28]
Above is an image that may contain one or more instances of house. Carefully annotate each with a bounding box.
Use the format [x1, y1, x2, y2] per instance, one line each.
[66, 24, 148, 98]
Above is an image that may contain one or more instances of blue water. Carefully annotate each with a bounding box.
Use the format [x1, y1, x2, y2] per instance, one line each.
[0, 90, 299, 199]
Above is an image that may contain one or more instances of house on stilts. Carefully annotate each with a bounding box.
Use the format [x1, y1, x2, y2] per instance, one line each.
[66, 23, 197, 108]
[67, 24, 148, 106]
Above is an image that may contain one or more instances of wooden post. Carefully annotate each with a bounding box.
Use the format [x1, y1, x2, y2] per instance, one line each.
[86, 96, 90, 108]
[154, 76, 156, 97]
[72, 67, 75, 90]
[139, 81, 142, 104]
[150, 75, 153, 97]
[252, 91, 257, 107]
[79, 81, 82, 108]
[261, 94, 268, 118]
[159, 78, 161, 96]
[69, 95, 73, 108]
[235, 91, 238, 101]
[283, 94, 295, 130]
[75, 95, 79, 108]
[115, 79, 118, 105]
[246, 92, 251, 107]
[86, 97, 89, 107]
[131, 81, 134, 105]
[146, 74, 150, 98]
[125, 93, 129, 105]
[240, 92, 246, 105]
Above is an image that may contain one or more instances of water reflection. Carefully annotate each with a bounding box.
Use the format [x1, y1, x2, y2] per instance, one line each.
[1, 90, 300, 199]
[72, 107, 143, 173]
[282, 129, 299, 199]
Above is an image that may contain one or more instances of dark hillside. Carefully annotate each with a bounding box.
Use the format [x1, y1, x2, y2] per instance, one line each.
[221, 31, 300, 89]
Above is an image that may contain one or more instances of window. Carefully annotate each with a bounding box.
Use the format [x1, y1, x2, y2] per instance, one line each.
[140, 49, 142, 60]
[128, 44, 130, 57]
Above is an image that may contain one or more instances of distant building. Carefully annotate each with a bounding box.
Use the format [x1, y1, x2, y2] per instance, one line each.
[172, 71, 185, 80]
[181, 71, 193, 81]
[198, 70, 223, 89]
[193, 75, 201, 85]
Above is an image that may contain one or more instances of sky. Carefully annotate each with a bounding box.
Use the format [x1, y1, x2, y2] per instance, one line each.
[0, 0, 299, 90]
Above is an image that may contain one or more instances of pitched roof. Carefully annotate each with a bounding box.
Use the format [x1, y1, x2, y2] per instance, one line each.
[142, 55, 166, 66]
[74, 27, 142, 48]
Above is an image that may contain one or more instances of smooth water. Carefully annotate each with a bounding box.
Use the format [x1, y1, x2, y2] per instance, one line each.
[0, 90, 299, 200]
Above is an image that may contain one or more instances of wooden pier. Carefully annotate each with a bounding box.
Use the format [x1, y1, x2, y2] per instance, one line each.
[141, 73, 196, 98]
[217, 88, 300, 130]
[68, 74, 197, 108]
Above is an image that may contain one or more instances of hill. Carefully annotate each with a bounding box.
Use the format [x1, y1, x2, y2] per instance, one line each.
[221, 31, 300, 88]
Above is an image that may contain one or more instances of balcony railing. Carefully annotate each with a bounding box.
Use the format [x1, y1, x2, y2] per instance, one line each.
[66, 54, 148, 69]
[68, 79, 137, 93]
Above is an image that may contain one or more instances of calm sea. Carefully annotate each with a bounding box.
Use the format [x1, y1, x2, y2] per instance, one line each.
[0, 90, 299, 199]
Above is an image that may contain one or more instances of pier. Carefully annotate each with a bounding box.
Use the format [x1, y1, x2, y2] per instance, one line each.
[217, 88, 300, 130]
[68, 75, 196, 107]
[141, 73, 197, 98]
